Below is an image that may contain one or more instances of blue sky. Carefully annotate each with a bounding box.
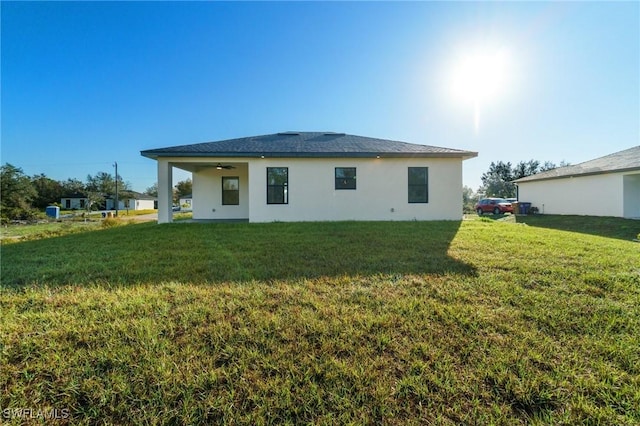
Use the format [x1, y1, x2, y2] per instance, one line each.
[2, 1, 638, 192]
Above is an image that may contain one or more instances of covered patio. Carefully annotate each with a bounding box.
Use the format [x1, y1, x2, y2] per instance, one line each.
[156, 159, 250, 223]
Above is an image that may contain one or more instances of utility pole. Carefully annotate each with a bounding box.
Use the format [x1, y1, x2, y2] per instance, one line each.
[114, 161, 119, 217]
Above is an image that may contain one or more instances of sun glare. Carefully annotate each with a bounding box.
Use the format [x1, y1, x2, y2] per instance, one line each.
[450, 47, 509, 133]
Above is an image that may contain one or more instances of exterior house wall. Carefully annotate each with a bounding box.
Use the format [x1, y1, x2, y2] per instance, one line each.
[144, 133, 477, 224]
[193, 164, 249, 220]
[106, 199, 124, 210]
[106, 198, 156, 211]
[517, 172, 625, 217]
[246, 157, 463, 222]
[133, 199, 156, 210]
[179, 197, 192, 210]
[165, 156, 464, 223]
[61, 198, 87, 210]
[623, 173, 640, 219]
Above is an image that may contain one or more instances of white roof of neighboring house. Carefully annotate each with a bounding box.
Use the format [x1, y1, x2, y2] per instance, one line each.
[514, 146, 640, 183]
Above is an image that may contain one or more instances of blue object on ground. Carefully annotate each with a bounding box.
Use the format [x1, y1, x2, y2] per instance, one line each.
[45, 206, 60, 219]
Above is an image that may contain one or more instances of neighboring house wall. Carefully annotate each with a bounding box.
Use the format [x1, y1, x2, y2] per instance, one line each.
[106, 198, 156, 210]
[106, 199, 120, 210]
[187, 157, 463, 222]
[623, 174, 640, 219]
[61, 198, 87, 210]
[179, 197, 193, 210]
[134, 199, 156, 210]
[517, 172, 629, 217]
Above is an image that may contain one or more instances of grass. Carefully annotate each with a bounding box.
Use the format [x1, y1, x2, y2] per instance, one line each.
[1, 217, 639, 424]
[514, 214, 640, 241]
[113, 209, 158, 217]
[0, 210, 163, 244]
[0, 221, 102, 243]
[56, 209, 157, 217]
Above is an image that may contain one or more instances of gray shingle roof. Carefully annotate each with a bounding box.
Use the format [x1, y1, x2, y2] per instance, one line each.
[128, 191, 156, 200]
[61, 192, 88, 199]
[514, 146, 640, 183]
[141, 132, 477, 159]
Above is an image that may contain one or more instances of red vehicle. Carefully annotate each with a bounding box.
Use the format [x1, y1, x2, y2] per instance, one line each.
[475, 198, 514, 215]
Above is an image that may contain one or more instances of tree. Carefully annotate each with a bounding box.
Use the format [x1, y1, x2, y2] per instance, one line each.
[86, 172, 115, 195]
[462, 185, 479, 214]
[540, 161, 557, 173]
[174, 178, 192, 202]
[85, 191, 105, 212]
[512, 160, 541, 180]
[85, 171, 131, 209]
[0, 163, 38, 222]
[480, 161, 515, 198]
[540, 160, 570, 172]
[31, 174, 64, 209]
[60, 178, 86, 196]
[480, 159, 572, 198]
[144, 183, 158, 197]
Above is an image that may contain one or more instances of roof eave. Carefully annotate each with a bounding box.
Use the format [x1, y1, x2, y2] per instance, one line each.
[514, 166, 640, 184]
[141, 150, 478, 160]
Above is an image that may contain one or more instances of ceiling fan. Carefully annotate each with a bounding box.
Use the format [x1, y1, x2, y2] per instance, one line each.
[215, 163, 236, 170]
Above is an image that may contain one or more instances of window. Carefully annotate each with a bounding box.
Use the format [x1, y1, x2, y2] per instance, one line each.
[335, 167, 356, 190]
[408, 167, 429, 203]
[267, 167, 288, 204]
[222, 177, 240, 205]
[65, 199, 71, 209]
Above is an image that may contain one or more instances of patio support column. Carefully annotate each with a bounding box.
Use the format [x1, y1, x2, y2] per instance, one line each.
[157, 160, 173, 224]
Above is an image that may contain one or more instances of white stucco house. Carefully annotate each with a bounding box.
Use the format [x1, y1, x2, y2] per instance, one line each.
[179, 194, 193, 210]
[514, 146, 640, 219]
[62, 192, 156, 211]
[141, 132, 477, 223]
[106, 192, 157, 211]
[60, 193, 88, 210]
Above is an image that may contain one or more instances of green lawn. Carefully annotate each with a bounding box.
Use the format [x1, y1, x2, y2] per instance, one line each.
[1, 217, 639, 424]
[514, 214, 640, 241]
[0, 221, 102, 243]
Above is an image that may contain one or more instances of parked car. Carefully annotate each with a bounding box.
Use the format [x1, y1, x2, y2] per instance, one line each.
[475, 198, 514, 215]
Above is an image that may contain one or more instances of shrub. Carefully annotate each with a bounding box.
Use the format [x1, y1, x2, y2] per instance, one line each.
[101, 217, 123, 228]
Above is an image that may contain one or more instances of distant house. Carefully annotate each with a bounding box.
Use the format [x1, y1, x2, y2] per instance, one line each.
[179, 194, 193, 210]
[60, 193, 88, 210]
[106, 192, 156, 211]
[62, 192, 156, 211]
[141, 131, 477, 223]
[514, 146, 640, 218]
